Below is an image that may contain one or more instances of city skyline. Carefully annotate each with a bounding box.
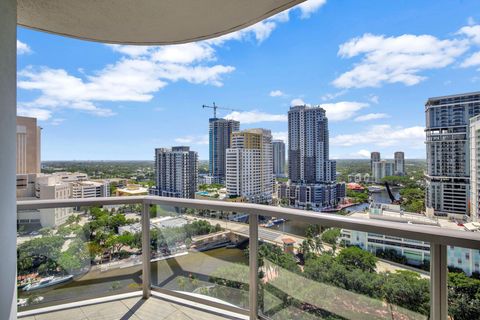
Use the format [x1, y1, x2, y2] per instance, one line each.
[16, 0, 480, 160]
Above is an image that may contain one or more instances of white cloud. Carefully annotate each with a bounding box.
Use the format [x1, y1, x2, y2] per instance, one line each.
[291, 98, 307, 106]
[174, 135, 209, 145]
[331, 125, 425, 148]
[333, 33, 469, 88]
[17, 40, 32, 55]
[296, 0, 327, 19]
[19, 4, 325, 121]
[50, 118, 65, 126]
[225, 110, 287, 124]
[355, 149, 371, 158]
[468, 17, 476, 26]
[18, 46, 234, 120]
[108, 45, 153, 57]
[272, 131, 288, 142]
[368, 94, 379, 104]
[458, 25, 480, 44]
[17, 107, 52, 121]
[461, 51, 480, 68]
[270, 90, 285, 97]
[354, 113, 390, 122]
[321, 90, 347, 101]
[322, 101, 369, 121]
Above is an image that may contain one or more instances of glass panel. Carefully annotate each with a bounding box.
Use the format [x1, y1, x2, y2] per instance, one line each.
[257, 220, 431, 320]
[149, 205, 250, 309]
[17, 204, 143, 311]
[447, 245, 480, 320]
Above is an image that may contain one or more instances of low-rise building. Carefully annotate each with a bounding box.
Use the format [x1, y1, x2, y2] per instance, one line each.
[341, 203, 480, 275]
[17, 172, 110, 228]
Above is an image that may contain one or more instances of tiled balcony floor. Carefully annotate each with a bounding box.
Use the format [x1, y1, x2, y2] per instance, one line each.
[19, 295, 246, 320]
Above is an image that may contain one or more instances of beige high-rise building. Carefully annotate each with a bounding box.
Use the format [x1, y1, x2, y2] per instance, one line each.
[16, 116, 41, 174]
[226, 128, 273, 203]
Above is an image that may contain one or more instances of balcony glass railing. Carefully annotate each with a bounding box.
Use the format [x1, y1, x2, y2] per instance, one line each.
[16, 196, 480, 319]
[16, 201, 144, 311]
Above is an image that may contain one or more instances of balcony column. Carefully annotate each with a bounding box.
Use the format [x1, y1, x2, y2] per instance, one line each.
[249, 213, 259, 319]
[142, 203, 151, 298]
[430, 243, 447, 320]
[0, 0, 17, 319]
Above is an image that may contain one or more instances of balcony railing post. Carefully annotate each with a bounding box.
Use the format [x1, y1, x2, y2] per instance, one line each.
[430, 243, 447, 320]
[249, 213, 259, 320]
[142, 202, 151, 299]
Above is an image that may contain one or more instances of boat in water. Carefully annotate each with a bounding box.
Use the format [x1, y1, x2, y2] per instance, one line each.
[23, 275, 73, 291]
[367, 185, 384, 193]
[264, 218, 286, 228]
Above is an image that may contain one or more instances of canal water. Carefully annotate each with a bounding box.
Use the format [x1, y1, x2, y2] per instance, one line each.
[271, 188, 400, 237]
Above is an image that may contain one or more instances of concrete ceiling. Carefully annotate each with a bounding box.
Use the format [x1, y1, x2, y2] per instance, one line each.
[17, 0, 304, 44]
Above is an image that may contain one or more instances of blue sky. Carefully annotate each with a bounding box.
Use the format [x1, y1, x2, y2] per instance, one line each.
[16, 0, 480, 160]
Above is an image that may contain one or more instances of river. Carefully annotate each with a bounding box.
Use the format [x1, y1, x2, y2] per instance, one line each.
[270, 188, 400, 237]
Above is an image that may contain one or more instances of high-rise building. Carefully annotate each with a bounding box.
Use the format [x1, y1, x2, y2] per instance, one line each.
[272, 140, 286, 178]
[470, 115, 480, 222]
[372, 160, 394, 183]
[370, 152, 380, 173]
[425, 91, 480, 218]
[285, 105, 344, 209]
[394, 151, 405, 176]
[226, 128, 273, 203]
[16, 116, 41, 175]
[154, 146, 198, 199]
[208, 118, 240, 184]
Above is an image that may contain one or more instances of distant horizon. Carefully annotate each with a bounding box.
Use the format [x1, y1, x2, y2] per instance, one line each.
[41, 158, 427, 162]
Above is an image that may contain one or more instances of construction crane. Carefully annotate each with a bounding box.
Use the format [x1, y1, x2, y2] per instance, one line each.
[202, 102, 241, 118]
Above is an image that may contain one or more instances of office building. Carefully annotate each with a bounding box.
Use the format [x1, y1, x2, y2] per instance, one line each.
[153, 146, 198, 199]
[71, 181, 110, 198]
[425, 92, 480, 218]
[208, 118, 240, 184]
[372, 160, 394, 183]
[16, 116, 41, 175]
[272, 139, 286, 178]
[370, 152, 380, 173]
[394, 151, 405, 176]
[225, 128, 273, 203]
[284, 105, 344, 209]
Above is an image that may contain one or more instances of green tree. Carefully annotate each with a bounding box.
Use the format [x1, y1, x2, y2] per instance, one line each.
[383, 270, 430, 315]
[337, 246, 377, 273]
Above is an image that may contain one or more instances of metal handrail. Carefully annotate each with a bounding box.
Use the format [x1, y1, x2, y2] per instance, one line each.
[17, 195, 480, 319]
[17, 196, 480, 249]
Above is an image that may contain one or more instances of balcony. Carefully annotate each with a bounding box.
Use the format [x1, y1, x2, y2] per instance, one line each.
[16, 196, 480, 320]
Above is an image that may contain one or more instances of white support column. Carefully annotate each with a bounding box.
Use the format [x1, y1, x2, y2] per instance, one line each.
[249, 214, 259, 320]
[0, 0, 17, 319]
[142, 203, 151, 299]
[430, 243, 448, 320]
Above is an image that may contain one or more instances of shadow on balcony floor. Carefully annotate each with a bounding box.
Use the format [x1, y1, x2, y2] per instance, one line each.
[19, 295, 245, 320]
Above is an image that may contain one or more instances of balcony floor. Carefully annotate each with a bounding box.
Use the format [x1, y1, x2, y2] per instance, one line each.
[19, 295, 245, 320]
